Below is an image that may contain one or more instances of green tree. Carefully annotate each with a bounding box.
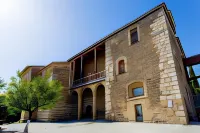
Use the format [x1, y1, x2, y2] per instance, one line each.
[0, 94, 7, 122]
[6, 71, 63, 120]
[189, 66, 200, 94]
[0, 94, 21, 123]
[0, 78, 6, 90]
[0, 94, 6, 105]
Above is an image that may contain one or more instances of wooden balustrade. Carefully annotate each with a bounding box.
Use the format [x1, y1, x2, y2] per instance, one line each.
[73, 70, 106, 87]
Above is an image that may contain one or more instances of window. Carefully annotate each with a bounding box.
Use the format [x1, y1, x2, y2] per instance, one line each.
[116, 56, 127, 75]
[135, 104, 143, 122]
[128, 82, 145, 98]
[133, 87, 144, 97]
[130, 28, 138, 44]
[118, 60, 125, 74]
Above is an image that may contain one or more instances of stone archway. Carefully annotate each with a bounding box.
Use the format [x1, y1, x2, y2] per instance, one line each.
[71, 91, 78, 119]
[96, 84, 105, 119]
[82, 88, 93, 119]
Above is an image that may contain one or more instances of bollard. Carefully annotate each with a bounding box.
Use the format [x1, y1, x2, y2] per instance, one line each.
[24, 120, 30, 133]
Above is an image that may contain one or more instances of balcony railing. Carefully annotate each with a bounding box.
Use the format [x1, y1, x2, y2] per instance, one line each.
[72, 70, 106, 88]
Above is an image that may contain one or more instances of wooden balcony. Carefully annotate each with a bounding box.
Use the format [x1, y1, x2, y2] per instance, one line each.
[72, 70, 106, 88]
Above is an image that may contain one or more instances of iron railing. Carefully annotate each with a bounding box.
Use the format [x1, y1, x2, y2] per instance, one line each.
[73, 70, 106, 87]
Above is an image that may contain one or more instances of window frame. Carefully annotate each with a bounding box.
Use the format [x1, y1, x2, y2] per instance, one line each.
[135, 104, 143, 122]
[116, 56, 127, 75]
[130, 28, 138, 44]
[128, 25, 140, 46]
[127, 81, 147, 99]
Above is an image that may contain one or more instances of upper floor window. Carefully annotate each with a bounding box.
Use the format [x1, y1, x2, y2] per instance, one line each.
[118, 60, 125, 74]
[130, 28, 138, 44]
[116, 56, 127, 75]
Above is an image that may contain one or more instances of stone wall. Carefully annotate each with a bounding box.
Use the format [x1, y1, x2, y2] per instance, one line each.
[49, 67, 71, 120]
[37, 66, 71, 121]
[104, 8, 162, 122]
[104, 8, 190, 124]
[105, 42, 114, 120]
[165, 12, 196, 120]
[150, 9, 188, 124]
[37, 110, 50, 121]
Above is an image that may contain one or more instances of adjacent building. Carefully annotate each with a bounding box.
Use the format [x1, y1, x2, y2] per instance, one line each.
[20, 3, 199, 124]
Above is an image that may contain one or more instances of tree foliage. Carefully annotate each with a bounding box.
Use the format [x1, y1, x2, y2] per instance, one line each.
[0, 77, 6, 90]
[189, 66, 200, 94]
[0, 94, 6, 105]
[6, 71, 63, 120]
[0, 95, 7, 122]
[0, 94, 21, 123]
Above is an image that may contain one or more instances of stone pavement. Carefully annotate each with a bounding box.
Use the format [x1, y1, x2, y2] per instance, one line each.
[4, 121, 200, 133]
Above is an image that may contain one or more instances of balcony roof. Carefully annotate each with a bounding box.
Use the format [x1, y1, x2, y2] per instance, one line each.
[67, 2, 176, 62]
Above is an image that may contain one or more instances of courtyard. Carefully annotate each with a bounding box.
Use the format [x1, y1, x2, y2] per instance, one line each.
[3, 121, 200, 133]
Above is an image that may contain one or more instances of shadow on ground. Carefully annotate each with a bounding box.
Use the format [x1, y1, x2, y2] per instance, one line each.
[36, 119, 114, 124]
[2, 119, 114, 132]
[0, 131, 18, 133]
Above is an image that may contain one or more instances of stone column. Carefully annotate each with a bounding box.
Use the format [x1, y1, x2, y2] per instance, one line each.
[78, 90, 82, 120]
[93, 89, 97, 120]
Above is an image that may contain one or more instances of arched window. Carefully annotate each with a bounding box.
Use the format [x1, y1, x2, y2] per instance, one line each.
[128, 82, 144, 98]
[118, 60, 125, 74]
[116, 56, 127, 75]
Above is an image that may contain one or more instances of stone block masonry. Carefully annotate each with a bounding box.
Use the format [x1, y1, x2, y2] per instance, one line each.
[105, 41, 114, 120]
[150, 10, 188, 124]
[20, 4, 193, 124]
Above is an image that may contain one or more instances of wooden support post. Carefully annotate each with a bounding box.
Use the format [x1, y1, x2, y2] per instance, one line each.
[72, 61, 75, 85]
[69, 62, 72, 87]
[80, 56, 83, 79]
[94, 48, 97, 73]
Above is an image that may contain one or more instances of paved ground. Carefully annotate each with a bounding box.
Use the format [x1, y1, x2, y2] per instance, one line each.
[3, 121, 200, 133]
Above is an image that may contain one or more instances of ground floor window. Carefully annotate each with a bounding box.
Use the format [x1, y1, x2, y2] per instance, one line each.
[128, 82, 144, 98]
[133, 87, 144, 97]
[135, 104, 143, 122]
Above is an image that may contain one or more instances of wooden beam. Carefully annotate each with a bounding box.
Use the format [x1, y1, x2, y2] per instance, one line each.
[184, 54, 200, 66]
[189, 75, 200, 81]
[96, 47, 104, 50]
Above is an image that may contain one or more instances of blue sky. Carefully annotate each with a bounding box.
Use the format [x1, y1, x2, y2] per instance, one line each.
[0, 0, 200, 84]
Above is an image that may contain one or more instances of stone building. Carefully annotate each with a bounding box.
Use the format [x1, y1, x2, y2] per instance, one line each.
[20, 3, 199, 124]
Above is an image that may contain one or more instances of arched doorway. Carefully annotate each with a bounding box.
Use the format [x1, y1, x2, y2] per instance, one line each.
[82, 88, 93, 119]
[71, 91, 78, 119]
[96, 85, 105, 119]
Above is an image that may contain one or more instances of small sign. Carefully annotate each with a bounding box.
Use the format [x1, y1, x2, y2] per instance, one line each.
[168, 100, 173, 108]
